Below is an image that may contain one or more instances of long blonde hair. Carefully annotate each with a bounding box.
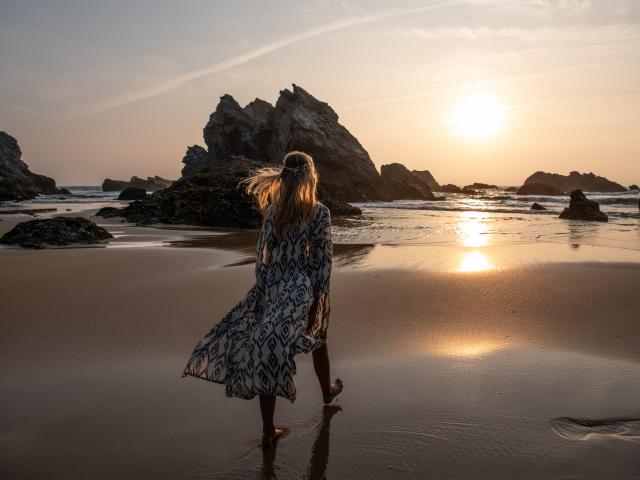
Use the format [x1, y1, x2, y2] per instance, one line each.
[241, 151, 318, 237]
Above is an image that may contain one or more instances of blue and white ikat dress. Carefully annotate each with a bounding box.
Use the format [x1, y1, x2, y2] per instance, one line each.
[182, 202, 332, 402]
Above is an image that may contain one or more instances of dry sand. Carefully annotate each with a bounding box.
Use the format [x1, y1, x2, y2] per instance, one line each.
[1, 221, 640, 479]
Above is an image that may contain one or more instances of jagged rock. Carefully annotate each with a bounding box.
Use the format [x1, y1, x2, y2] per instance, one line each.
[521, 171, 625, 193]
[439, 184, 463, 193]
[94, 207, 122, 218]
[465, 182, 498, 190]
[629, 184, 639, 191]
[411, 170, 440, 191]
[115, 157, 263, 228]
[381, 163, 435, 200]
[0, 217, 112, 249]
[0, 131, 61, 201]
[118, 187, 147, 200]
[181, 145, 212, 176]
[531, 202, 546, 211]
[102, 176, 173, 192]
[462, 186, 479, 195]
[201, 85, 388, 202]
[559, 190, 608, 222]
[516, 182, 565, 196]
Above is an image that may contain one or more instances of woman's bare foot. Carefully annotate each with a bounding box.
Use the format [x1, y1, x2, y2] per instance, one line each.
[261, 426, 288, 447]
[323, 378, 343, 404]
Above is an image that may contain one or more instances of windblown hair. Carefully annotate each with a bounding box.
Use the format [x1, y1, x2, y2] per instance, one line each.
[241, 151, 319, 238]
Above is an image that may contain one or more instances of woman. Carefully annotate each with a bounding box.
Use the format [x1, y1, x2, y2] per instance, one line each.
[182, 151, 343, 446]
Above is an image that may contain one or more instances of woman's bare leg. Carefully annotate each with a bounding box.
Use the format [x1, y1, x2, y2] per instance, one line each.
[312, 344, 343, 404]
[259, 395, 286, 446]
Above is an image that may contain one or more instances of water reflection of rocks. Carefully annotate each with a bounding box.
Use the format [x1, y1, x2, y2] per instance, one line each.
[261, 405, 342, 480]
[167, 231, 374, 268]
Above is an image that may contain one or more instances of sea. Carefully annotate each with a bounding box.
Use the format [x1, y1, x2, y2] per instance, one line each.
[1, 186, 639, 253]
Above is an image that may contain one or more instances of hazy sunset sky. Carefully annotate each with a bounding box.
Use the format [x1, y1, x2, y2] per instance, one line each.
[1, 0, 638, 186]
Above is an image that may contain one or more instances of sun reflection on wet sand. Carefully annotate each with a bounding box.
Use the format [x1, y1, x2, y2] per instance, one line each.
[435, 339, 508, 358]
[457, 250, 494, 272]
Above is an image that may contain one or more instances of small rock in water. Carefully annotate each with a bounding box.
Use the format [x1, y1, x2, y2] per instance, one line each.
[628, 184, 638, 191]
[0, 216, 113, 249]
[530, 202, 546, 211]
[559, 190, 608, 222]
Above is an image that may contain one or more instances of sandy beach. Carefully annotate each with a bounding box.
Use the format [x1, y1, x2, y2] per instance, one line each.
[1, 214, 639, 479]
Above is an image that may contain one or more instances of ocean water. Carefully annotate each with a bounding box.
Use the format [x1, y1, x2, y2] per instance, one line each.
[2, 187, 639, 252]
[334, 190, 640, 251]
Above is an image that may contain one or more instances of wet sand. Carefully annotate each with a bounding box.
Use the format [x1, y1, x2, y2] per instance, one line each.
[1, 221, 640, 479]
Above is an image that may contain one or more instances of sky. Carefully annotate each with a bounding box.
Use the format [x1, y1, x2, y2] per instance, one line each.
[1, 0, 639, 186]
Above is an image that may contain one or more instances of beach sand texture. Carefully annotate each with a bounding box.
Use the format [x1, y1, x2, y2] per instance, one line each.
[1, 218, 639, 479]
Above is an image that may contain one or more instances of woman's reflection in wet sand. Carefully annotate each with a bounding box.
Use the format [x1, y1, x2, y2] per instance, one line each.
[260, 405, 342, 480]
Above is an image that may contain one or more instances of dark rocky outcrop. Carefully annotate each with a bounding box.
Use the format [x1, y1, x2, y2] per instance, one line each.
[381, 163, 435, 200]
[439, 184, 463, 193]
[516, 182, 565, 196]
[505, 186, 518, 192]
[58, 187, 72, 195]
[102, 176, 173, 192]
[411, 170, 440, 191]
[94, 207, 122, 218]
[629, 184, 639, 191]
[531, 202, 546, 211]
[559, 190, 608, 222]
[114, 157, 263, 228]
[0, 131, 61, 202]
[465, 182, 498, 190]
[181, 145, 212, 177]
[462, 186, 479, 195]
[0, 216, 112, 249]
[198, 85, 389, 202]
[520, 171, 625, 194]
[118, 187, 147, 200]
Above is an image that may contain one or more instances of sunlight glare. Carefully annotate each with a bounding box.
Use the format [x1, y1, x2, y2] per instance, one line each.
[449, 92, 506, 141]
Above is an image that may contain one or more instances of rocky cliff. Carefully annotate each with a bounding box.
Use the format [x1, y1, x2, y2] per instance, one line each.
[521, 171, 626, 194]
[382, 163, 435, 200]
[184, 84, 390, 202]
[102, 175, 173, 192]
[0, 131, 60, 202]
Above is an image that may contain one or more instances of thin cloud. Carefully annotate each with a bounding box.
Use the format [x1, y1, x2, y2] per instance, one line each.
[76, 1, 459, 117]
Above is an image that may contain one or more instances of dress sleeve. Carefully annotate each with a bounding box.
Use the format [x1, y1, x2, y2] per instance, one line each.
[308, 205, 333, 296]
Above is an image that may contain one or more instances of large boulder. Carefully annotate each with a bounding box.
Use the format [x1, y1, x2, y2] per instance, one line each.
[102, 175, 173, 192]
[559, 190, 608, 222]
[118, 186, 147, 200]
[201, 85, 389, 202]
[516, 182, 565, 196]
[411, 170, 440, 191]
[0, 217, 112, 249]
[380, 163, 435, 200]
[115, 157, 263, 228]
[440, 184, 463, 193]
[520, 171, 625, 193]
[0, 131, 60, 202]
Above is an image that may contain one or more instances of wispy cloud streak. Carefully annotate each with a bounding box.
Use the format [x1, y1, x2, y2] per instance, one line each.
[77, 1, 458, 117]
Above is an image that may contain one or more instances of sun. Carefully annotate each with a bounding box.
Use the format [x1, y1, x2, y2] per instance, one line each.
[449, 92, 506, 141]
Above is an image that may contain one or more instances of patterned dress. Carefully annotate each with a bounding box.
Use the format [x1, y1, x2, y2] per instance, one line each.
[182, 202, 332, 403]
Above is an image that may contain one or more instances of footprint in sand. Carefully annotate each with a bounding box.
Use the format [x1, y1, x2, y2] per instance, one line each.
[551, 416, 640, 442]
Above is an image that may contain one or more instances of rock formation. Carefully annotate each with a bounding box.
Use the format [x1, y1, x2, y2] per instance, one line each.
[0, 217, 113, 248]
[118, 187, 147, 200]
[439, 184, 463, 193]
[530, 202, 546, 211]
[465, 182, 498, 190]
[462, 186, 479, 195]
[0, 131, 61, 202]
[411, 170, 440, 191]
[516, 182, 565, 196]
[381, 163, 435, 200]
[520, 171, 626, 194]
[102, 176, 173, 192]
[629, 184, 639, 191]
[559, 190, 608, 222]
